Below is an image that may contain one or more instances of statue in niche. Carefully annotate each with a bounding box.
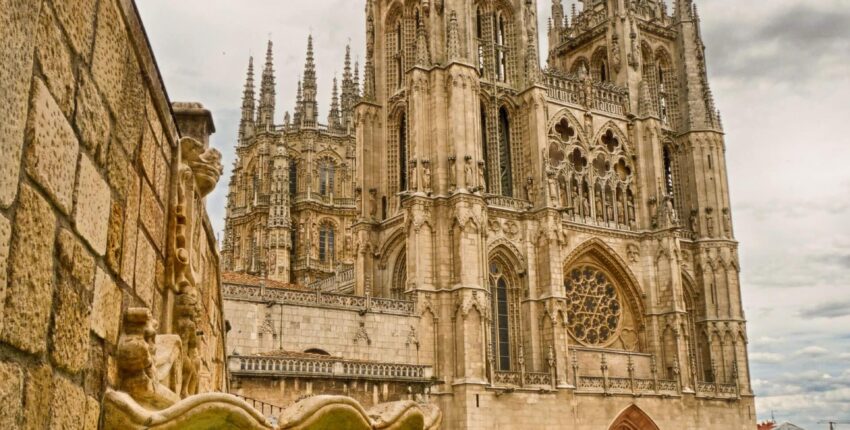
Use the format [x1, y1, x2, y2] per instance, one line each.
[525, 177, 536, 206]
[582, 189, 591, 219]
[477, 161, 487, 193]
[369, 188, 378, 220]
[706, 212, 715, 237]
[722, 208, 733, 237]
[547, 172, 559, 207]
[422, 159, 432, 194]
[464, 156, 474, 192]
[595, 190, 604, 222]
[572, 181, 581, 214]
[627, 194, 636, 226]
[448, 156, 457, 192]
[617, 198, 625, 224]
[605, 195, 614, 222]
[409, 159, 419, 193]
[689, 210, 698, 233]
[354, 187, 363, 217]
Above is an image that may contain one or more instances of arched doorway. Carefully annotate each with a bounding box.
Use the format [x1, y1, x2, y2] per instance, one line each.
[609, 405, 660, 430]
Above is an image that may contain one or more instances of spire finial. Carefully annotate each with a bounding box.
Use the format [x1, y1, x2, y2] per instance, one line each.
[257, 40, 276, 129]
[238, 55, 257, 144]
[447, 10, 461, 61]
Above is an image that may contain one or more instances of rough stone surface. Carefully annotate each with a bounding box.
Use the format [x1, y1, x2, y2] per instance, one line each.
[0, 361, 23, 428]
[154, 145, 170, 203]
[49, 375, 87, 429]
[106, 201, 124, 274]
[83, 396, 101, 430]
[114, 53, 145, 155]
[36, 6, 75, 118]
[90, 0, 127, 114]
[51, 273, 92, 374]
[0, 0, 40, 208]
[120, 167, 140, 286]
[24, 78, 80, 215]
[75, 154, 111, 256]
[106, 142, 130, 199]
[56, 228, 96, 290]
[140, 123, 157, 182]
[0, 215, 10, 330]
[134, 233, 156, 307]
[23, 364, 52, 430]
[92, 268, 122, 344]
[75, 70, 111, 160]
[1, 185, 55, 354]
[52, 0, 97, 58]
[140, 179, 164, 251]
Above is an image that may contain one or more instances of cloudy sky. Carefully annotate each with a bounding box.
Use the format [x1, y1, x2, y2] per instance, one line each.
[136, 0, 850, 427]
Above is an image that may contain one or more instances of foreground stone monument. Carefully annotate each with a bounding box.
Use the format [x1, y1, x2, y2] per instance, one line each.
[0, 0, 440, 428]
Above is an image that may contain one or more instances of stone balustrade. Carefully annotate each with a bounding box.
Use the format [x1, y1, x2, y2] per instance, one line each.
[486, 195, 530, 211]
[229, 355, 433, 382]
[543, 72, 630, 117]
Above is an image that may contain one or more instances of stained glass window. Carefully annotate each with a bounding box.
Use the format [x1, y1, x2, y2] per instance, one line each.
[564, 266, 623, 346]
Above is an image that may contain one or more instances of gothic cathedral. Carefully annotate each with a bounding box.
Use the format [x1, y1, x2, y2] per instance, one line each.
[221, 0, 755, 428]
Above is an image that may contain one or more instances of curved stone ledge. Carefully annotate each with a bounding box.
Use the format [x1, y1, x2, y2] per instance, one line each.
[103, 389, 274, 430]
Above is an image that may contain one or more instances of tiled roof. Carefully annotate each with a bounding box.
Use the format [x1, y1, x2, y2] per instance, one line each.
[221, 272, 307, 290]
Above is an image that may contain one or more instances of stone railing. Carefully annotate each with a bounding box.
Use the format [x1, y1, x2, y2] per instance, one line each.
[571, 348, 680, 397]
[493, 371, 553, 388]
[543, 72, 629, 117]
[223, 284, 416, 316]
[229, 355, 433, 382]
[486, 195, 530, 211]
[696, 381, 739, 399]
[292, 192, 355, 207]
[308, 266, 355, 293]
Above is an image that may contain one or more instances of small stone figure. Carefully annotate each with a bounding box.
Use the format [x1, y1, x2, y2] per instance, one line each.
[595, 191, 604, 222]
[547, 172, 559, 207]
[477, 161, 487, 193]
[409, 159, 419, 193]
[369, 188, 378, 220]
[689, 209, 698, 233]
[422, 159, 432, 194]
[722, 207, 733, 237]
[354, 187, 363, 217]
[464, 157, 474, 192]
[525, 177, 536, 206]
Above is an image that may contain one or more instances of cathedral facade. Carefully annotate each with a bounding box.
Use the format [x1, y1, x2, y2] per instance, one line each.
[222, 0, 755, 428]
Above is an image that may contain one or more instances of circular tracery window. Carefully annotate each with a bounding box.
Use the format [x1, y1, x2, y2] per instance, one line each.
[564, 266, 622, 346]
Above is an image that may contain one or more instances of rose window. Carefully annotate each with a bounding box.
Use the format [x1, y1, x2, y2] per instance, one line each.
[564, 266, 622, 346]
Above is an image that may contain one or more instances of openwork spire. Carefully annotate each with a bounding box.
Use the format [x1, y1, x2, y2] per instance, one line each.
[293, 79, 303, 127]
[257, 40, 276, 130]
[415, 25, 430, 66]
[447, 11, 461, 61]
[238, 56, 256, 144]
[340, 44, 357, 131]
[301, 35, 318, 127]
[329, 76, 341, 130]
[363, 0, 376, 100]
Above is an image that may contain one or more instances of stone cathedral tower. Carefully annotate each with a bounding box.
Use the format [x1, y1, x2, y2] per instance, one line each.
[221, 38, 359, 287]
[345, 0, 753, 428]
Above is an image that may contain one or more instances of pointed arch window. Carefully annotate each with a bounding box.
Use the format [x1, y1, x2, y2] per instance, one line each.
[391, 249, 407, 300]
[289, 161, 298, 198]
[497, 107, 513, 197]
[663, 146, 676, 204]
[318, 223, 335, 263]
[399, 113, 408, 191]
[476, 8, 485, 74]
[494, 13, 508, 82]
[395, 22, 404, 88]
[319, 160, 335, 196]
[489, 259, 519, 371]
[480, 103, 490, 191]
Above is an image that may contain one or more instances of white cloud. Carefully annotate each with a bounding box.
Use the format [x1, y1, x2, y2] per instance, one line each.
[795, 346, 830, 357]
[751, 352, 785, 363]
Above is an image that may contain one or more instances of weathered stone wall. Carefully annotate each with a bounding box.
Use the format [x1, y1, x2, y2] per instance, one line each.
[0, 0, 225, 427]
[225, 295, 420, 363]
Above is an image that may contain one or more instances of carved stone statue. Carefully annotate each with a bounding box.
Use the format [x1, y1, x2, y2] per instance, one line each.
[595, 191, 604, 222]
[369, 188, 378, 220]
[477, 161, 487, 193]
[409, 159, 419, 193]
[525, 177, 536, 206]
[722, 207, 733, 237]
[464, 157, 474, 192]
[354, 187, 363, 217]
[422, 159, 432, 194]
[547, 172, 559, 207]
